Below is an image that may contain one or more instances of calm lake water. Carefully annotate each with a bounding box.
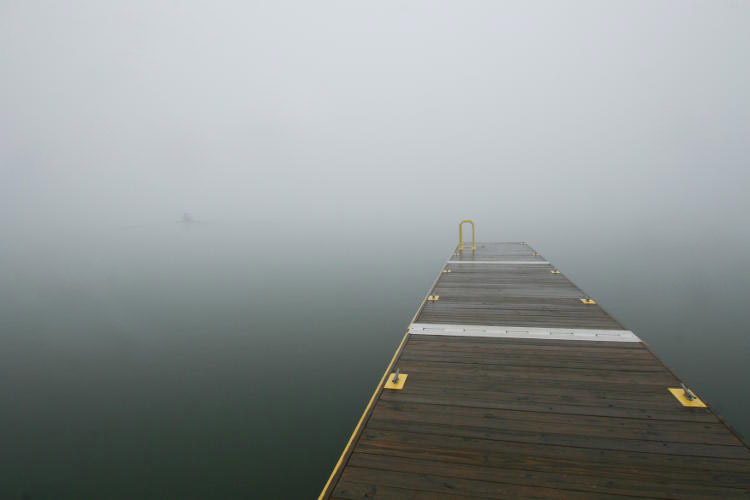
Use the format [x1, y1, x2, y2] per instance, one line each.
[1, 221, 748, 498]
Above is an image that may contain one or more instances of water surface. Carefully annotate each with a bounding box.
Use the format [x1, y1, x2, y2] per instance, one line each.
[1, 221, 748, 498]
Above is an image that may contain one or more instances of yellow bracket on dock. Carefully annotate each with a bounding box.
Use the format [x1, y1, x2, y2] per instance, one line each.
[384, 373, 408, 390]
[427, 295, 440, 302]
[458, 220, 476, 253]
[669, 387, 707, 408]
[550, 269, 561, 274]
[580, 298, 597, 305]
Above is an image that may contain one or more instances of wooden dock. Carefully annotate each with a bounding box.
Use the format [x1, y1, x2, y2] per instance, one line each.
[320, 239, 750, 499]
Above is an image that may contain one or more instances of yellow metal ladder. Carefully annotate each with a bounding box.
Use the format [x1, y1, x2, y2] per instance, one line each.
[458, 220, 476, 253]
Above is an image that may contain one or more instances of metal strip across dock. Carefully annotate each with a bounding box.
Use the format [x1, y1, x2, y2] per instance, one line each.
[320, 241, 750, 498]
[445, 260, 551, 265]
[409, 323, 641, 342]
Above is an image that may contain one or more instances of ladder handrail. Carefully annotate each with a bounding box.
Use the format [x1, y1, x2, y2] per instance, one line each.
[458, 220, 476, 253]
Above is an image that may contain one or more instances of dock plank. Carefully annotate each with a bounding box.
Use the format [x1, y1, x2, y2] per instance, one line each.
[321, 242, 750, 498]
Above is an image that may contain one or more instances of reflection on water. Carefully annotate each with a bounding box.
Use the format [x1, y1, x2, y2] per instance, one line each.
[1, 222, 748, 498]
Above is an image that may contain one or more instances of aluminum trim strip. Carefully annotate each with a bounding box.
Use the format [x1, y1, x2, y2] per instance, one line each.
[446, 260, 550, 265]
[409, 323, 640, 342]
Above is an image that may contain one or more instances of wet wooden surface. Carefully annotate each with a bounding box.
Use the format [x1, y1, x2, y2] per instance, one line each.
[420, 243, 622, 329]
[324, 243, 750, 498]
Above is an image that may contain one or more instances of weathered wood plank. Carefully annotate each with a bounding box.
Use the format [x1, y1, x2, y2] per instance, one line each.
[380, 390, 718, 422]
[346, 454, 750, 499]
[335, 464, 611, 499]
[370, 400, 743, 446]
[359, 429, 750, 479]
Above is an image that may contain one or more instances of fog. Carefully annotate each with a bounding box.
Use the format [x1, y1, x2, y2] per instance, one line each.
[1, 1, 749, 497]
[3, 1, 749, 236]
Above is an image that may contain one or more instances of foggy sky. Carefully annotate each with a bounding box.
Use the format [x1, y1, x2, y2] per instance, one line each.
[2, 1, 749, 245]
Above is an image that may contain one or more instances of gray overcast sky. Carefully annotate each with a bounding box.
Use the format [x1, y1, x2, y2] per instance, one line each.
[1, 1, 749, 243]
